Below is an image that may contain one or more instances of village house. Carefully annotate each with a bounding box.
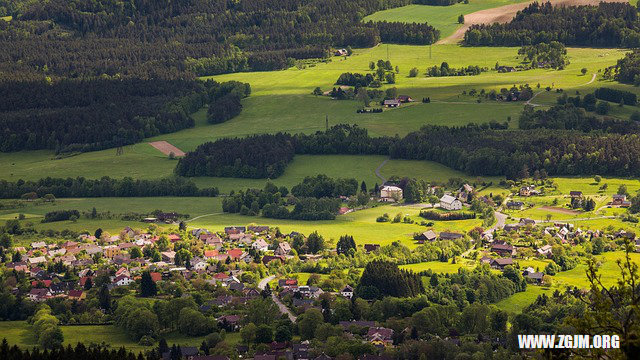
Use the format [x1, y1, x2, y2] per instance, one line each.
[341, 285, 354, 299]
[334, 48, 348, 56]
[364, 244, 380, 253]
[519, 186, 532, 197]
[224, 226, 246, 235]
[439, 232, 463, 240]
[491, 242, 516, 257]
[367, 327, 394, 347]
[415, 230, 437, 243]
[537, 244, 553, 257]
[506, 201, 524, 210]
[520, 218, 536, 226]
[102, 245, 120, 259]
[490, 258, 514, 270]
[523, 269, 545, 284]
[503, 223, 522, 232]
[440, 195, 462, 210]
[380, 185, 403, 202]
[383, 99, 400, 108]
[397, 95, 413, 103]
[68, 289, 86, 300]
[113, 275, 134, 287]
[278, 279, 298, 289]
[29, 288, 51, 302]
[612, 194, 631, 207]
[570, 191, 583, 198]
[275, 242, 292, 256]
[161, 251, 176, 263]
[248, 225, 270, 233]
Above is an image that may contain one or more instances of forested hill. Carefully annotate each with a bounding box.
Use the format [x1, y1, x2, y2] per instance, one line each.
[0, 0, 438, 79]
[464, 2, 640, 47]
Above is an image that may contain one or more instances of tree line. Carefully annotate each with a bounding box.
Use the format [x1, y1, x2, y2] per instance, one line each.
[178, 122, 640, 181]
[0, 177, 219, 199]
[463, 2, 640, 47]
[520, 103, 640, 133]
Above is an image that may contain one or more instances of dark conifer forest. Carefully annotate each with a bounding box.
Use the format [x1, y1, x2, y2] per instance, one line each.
[464, 2, 640, 47]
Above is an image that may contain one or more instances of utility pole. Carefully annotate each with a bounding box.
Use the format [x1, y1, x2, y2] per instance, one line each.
[325, 115, 328, 131]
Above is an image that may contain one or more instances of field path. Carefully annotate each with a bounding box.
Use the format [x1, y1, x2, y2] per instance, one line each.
[375, 158, 390, 183]
[438, 0, 628, 44]
[148, 141, 186, 157]
[527, 73, 597, 106]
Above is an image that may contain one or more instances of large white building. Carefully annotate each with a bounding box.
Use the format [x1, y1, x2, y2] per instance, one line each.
[380, 185, 403, 202]
[440, 194, 462, 210]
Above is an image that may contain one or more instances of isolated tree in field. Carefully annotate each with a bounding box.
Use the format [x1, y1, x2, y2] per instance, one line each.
[369, 61, 375, 71]
[594, 175, 601, 183]
[306, 231, 325, 254]
[312, 87, 323, 96]
[168, 151, 175, 160]
[409, 67, 419, 77]
[581, 67, 588, 75]
[458, 15, 464, 24]
[356, 87, 370, 107]
[618, 184, 629, 196]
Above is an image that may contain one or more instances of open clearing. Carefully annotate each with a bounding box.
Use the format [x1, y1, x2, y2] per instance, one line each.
[439, 0, 629, 43]
[539, 205, 583, 215]
[148, 141, 186, 157]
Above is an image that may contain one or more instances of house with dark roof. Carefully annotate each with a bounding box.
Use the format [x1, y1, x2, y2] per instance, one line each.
[439, 232, 463, 240]
[491, 243, 516, 256]
[363, 244, 380, 252]
[490, 258, 513, 270]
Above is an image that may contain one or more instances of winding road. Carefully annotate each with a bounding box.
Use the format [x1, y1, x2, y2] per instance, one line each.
[258, 275, 297, 323]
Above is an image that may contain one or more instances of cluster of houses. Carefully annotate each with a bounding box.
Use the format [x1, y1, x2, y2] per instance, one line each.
[6, 225, 306, 302]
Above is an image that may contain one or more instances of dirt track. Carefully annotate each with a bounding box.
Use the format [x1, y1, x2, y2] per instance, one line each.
[148, 141, 186, 157]
[438, 0, 629, 44]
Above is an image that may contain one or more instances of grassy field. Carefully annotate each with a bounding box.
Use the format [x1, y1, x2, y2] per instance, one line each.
[363, 0, 531, 39]
[494, 286, 553, 314]
[0, 43, 630, 188]
[1, 197, 484, 248]
[0, 321, 231, 353]
[399, 259, 469, 274]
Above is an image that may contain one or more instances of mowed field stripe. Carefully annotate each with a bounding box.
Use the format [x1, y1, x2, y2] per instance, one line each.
[148, 141, 186, 157]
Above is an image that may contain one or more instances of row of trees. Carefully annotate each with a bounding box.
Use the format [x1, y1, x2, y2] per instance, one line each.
[0, 177, 219, 199]
[426, 62, 486, 77]
[464, 3, 640, 47]
[519, 103, 640, 133]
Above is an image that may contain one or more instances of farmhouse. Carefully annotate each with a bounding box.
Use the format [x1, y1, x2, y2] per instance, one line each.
[491, 242, 516, 257]
[612, 194, 631, 207]
[380, 185, 403, 201]
[416, 230, 437, 242]
[506, 201, 524, 210]
[439, 232, 463, 240]
[490, 258, 513, 270]
[397, 95, 413, 103]
[252, 238, 269, 252]
[341, 285, 354, 299]
[570, 191, 583, 198]
[364, 244, 380, 252]
[275, 242, 292, 256]
[440, 195, 462, 210]
[335, 48, 348, 56]
[537, 244, 553, 257]
[383, 99, 400, 108]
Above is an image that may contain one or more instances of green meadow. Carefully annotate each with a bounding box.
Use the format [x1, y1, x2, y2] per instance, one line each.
[0, 321, 239, 353]
[363, 0, 531, 39]
[0, 43, 631, 191]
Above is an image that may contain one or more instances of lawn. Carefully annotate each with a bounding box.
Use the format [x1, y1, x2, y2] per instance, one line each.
[0, 321, 228, 353]
[363, 0, 531, 39]
[494, 286, 553, 314]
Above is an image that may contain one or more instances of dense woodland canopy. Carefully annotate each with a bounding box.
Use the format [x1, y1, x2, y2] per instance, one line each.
[464, 2, 640, 47]
[175, 133, 296, 178]
[0, 79, 247, 153]
[519, 104, 640, 133]
[0, 0, 438, 80]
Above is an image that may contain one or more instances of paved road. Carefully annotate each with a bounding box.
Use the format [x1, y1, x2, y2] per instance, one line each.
[258, 275, 297, 322]
[527, 73, 597, 107]
[490, 211, 507, 232]
[375, 158, 389, 183]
